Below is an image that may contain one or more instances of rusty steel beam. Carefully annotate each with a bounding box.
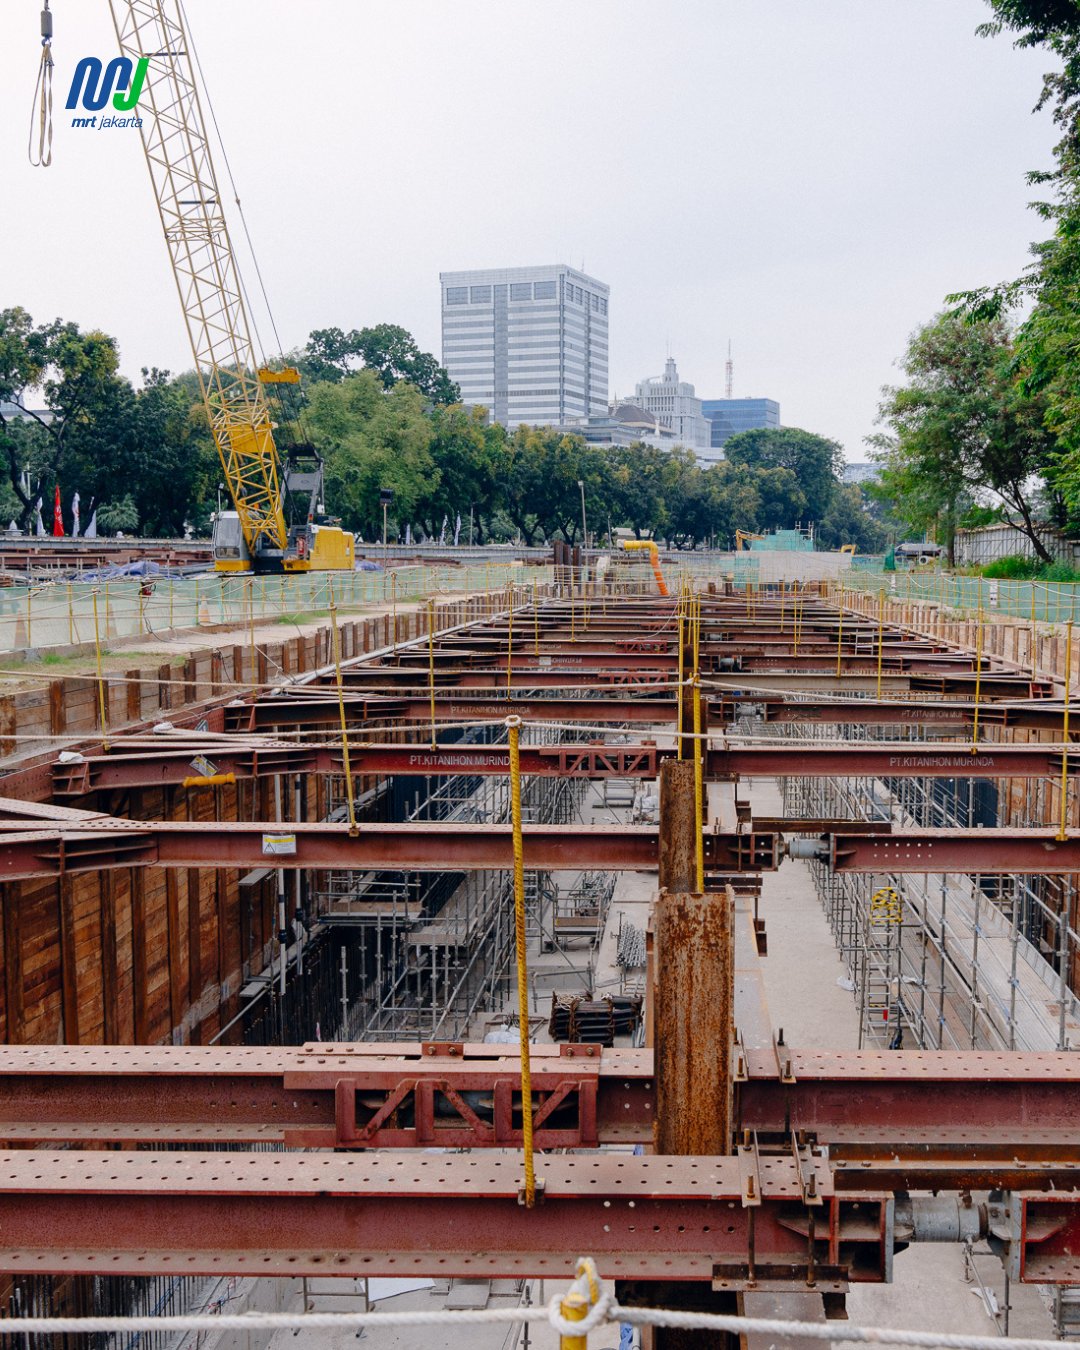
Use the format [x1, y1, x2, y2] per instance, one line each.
[50, 740, 1080, 797]
[6, 1045, 1080, 1180]
[0, 1043, 651, 1150]
[824, 828, 1080, 874]
[753, 698, 1071, 733]
[0, 811, 781, 880]
[0, 1150, 880, 1283]
[719, 743, 1080, 780]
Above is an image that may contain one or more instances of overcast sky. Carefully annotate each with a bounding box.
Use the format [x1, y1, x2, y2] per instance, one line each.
[0, 0, 1062, 461]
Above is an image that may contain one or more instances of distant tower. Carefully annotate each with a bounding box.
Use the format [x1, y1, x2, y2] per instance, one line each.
[725, 341, 734, 400]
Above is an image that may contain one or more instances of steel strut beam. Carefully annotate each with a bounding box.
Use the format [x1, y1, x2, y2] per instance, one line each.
[0, 1150, 890, 1283]
[3, 1044, 1080, 1193]
[48, 741, 1080, 795]
[0, 813, 781, 879]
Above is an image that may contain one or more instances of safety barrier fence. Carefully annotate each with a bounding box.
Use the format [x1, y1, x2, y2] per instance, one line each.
[0, 564, 563, 655]
[837, 568, 1080, 624]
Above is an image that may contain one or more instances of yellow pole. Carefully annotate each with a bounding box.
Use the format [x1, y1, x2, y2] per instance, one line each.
[533, 577, 540, 658]
[67, 582, 74, 645]
[835, 584, 844, 680]
[26, 585, 32, 648]
[693, 672, 704, 893]
[971, 602, 984, 752]
[168, 578, 174, 631]
[876, 590, 885, 700]
[248, 577, 257, 690]
[676, 602, 685, 761]
[391, 571, 398, 652]
[559, 1293, 589, 1350]
[1059, 620, 1073, 842]
[91, 590, 109, 751]
[428, 598, 437, 749]
[507, 716, 536, 1207]
[329, 582, 358, 835]
[507, 584, 514, 693]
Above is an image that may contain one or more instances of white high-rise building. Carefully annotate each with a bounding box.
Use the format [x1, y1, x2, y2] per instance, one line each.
[439, 265, 609, 427]
[633, 358, 711, 455]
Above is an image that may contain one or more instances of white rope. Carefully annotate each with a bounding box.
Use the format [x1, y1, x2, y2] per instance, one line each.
[0, 1289, 1069, 1350]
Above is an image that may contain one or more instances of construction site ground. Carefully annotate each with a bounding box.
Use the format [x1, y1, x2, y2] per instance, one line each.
[254, 770, 1057, 1350]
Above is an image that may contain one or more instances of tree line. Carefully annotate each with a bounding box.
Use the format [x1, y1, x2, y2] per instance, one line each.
[0, 307, 886, 551]
[872, 0, 1080, 565]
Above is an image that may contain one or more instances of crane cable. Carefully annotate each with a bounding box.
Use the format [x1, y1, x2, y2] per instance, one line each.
[28, 2, 54, 168]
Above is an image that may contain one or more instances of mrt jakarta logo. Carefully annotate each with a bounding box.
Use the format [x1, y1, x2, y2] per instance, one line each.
[67, 56, 148, 129]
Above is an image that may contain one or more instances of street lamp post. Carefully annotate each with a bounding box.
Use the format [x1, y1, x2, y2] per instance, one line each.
[577, 479, 587, 550]
[379, 487, 394, 562]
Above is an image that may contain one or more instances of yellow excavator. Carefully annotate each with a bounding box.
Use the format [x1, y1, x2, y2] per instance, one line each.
[108, 1, 353, 573]
[734, 529, 763, 551]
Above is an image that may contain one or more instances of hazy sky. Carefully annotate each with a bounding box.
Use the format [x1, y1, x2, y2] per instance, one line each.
[0, 0, 1062, 461]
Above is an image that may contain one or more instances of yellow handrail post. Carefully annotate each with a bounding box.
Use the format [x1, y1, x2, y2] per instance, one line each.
[971, 602, 985, 752]
[329, 581, 358, 837]
[835, 584, 844, 680]
[1059, 620, 1073, 842]
[676, 600, 685, 761]
[247, 577, 257, 690]
[428, 597, 437, 749]
[91, 589, 109, 751]
[507, 715, 537, 1208]
[506, 584, 514, 695]
[876, 590, 885, 700]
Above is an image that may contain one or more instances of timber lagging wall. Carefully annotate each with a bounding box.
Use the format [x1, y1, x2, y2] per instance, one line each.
[0, 590, 508, 1048]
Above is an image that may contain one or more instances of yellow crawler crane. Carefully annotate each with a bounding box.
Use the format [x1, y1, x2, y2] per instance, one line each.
[108, 0, 353, 573]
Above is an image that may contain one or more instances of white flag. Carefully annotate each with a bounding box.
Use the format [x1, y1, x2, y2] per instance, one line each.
[454, 513, 461, 546]
[404, 522, 412, 546]
[34, 498, 45, 537]
[84, 510, 98, 539]
[71, 491, 81, 537]
[439, 514, 448, 545]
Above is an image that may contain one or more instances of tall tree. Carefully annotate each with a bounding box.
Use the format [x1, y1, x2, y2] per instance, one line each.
[0, 307, 134, 529]
[722, 426, 843, 522]
[305, 371, 438, 537]
[872, 313, 1056, 563]
[303, 324, 459, 404]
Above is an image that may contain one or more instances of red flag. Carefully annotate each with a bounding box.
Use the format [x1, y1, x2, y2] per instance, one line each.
[52, 485, 63, 537]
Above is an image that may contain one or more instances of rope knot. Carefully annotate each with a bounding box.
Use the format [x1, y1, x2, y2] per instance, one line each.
[547, 1258, 615, 1338]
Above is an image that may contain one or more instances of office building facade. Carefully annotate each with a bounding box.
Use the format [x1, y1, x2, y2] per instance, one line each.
[439, 265, 609, 427]
[632, 358, 710, 452]
[701, 397, 781, 451]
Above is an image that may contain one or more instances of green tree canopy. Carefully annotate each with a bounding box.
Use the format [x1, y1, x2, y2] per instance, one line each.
[303, 324, 459, 404]
[722, 426, 843, 523]
[306, 371, 438, 538]
[871, 312, 1056, 562]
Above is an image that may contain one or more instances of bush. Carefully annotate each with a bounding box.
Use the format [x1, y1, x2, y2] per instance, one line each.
[1042, 561, 1080, 582]
[981, 554, 1041, 579]
[980, 555, 1080, 582]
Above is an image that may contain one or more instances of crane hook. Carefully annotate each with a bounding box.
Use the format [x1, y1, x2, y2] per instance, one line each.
[29, 0, 55, 167]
